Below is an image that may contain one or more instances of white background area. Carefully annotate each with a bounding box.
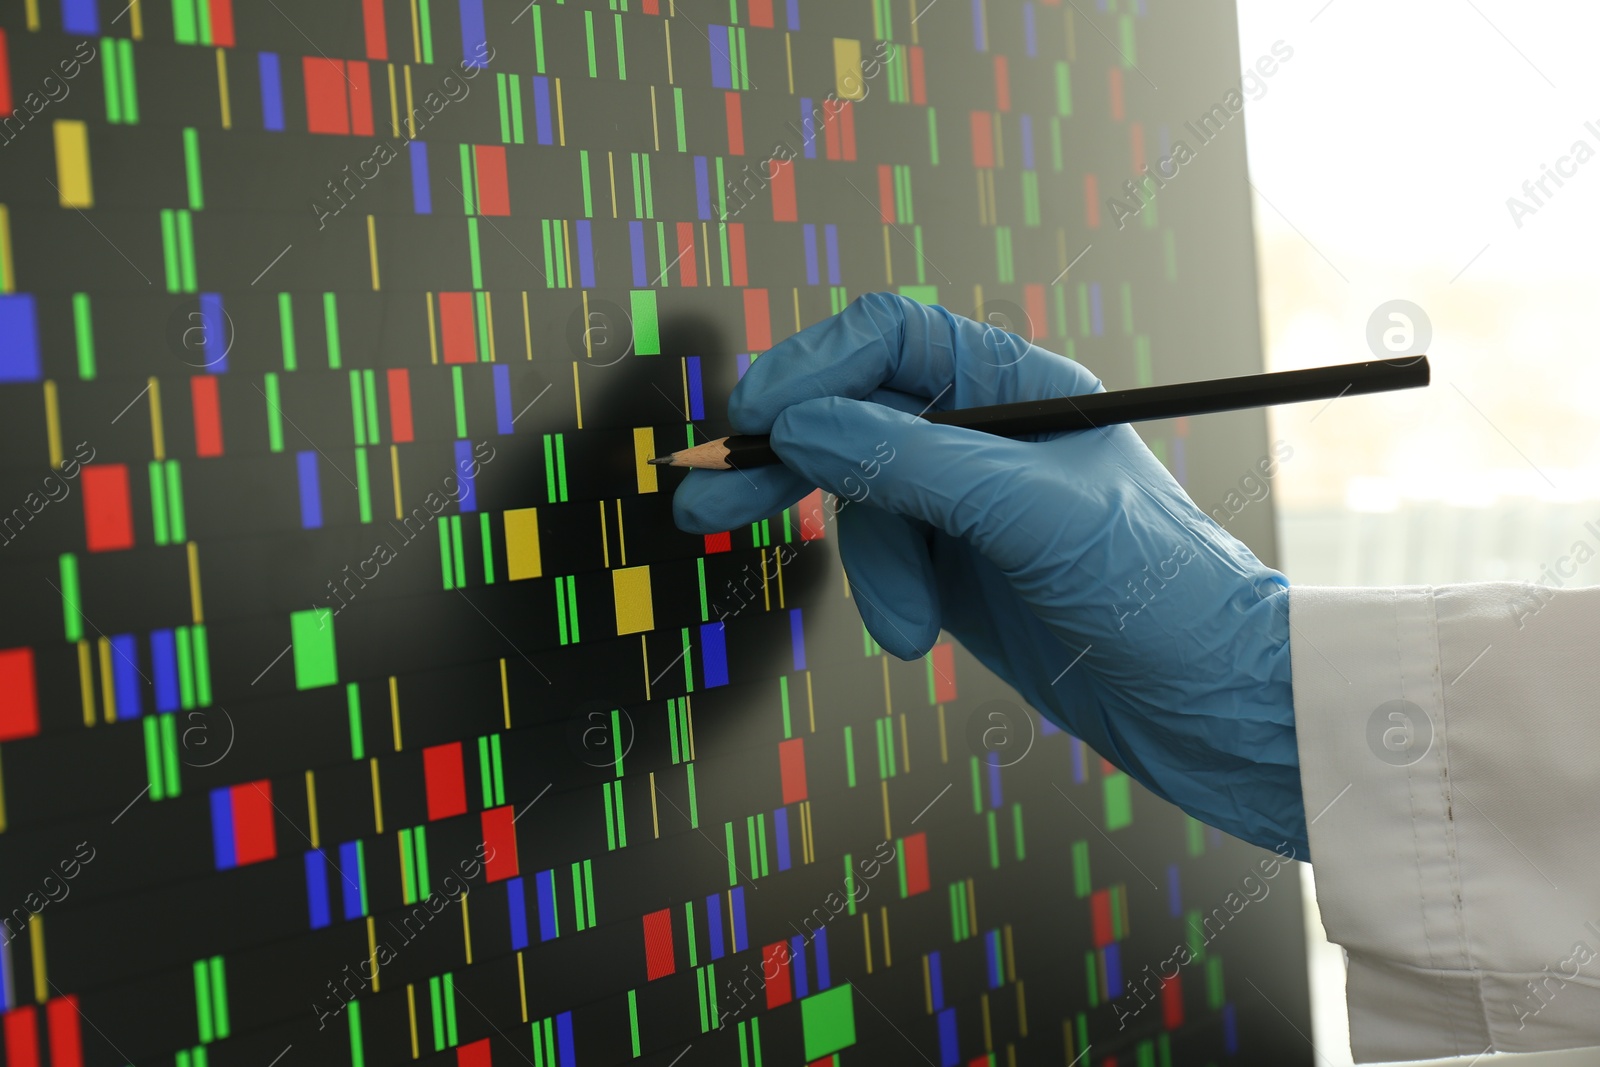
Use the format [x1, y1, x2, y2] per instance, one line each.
[1231, 0, 1600, 1063]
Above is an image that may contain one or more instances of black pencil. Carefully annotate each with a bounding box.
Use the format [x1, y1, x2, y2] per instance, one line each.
[647, 356, 1430, 470]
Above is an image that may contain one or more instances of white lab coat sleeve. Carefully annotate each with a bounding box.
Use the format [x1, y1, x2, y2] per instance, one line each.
[1289, 582, 1600, 1064]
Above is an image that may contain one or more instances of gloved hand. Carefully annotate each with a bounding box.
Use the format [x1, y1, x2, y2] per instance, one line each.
[672, 293, 1307, 857]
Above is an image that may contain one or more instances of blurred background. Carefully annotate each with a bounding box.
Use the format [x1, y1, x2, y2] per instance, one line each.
[1233, 0, 1600, 1062]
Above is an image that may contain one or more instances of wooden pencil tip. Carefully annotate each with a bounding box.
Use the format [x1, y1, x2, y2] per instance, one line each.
[646, 456, 675, 466]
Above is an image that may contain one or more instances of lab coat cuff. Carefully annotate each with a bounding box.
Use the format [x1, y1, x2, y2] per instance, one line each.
[1288, 585, 1490, 1062]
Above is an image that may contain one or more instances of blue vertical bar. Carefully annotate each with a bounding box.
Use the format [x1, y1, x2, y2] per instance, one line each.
[1223, 1004, 1238, 1054]
[987, 758, 1001, 809]
[929, 950, 943, 1010]
[709, 28, 732, 89]
[700, 622, 728, 688]
[458, 0, 489, 66]
[339, 841, 365, 920]
[297, 451, 323, 529]
[629, 221, 647, 287]
[705, 893, 725, 959]
[453, 439, 477, 511]
[1024, 3, 1037, 56]
[576, 219, 596, 287]
[1167, 863, 1181, 917]
[61, 0, 99, 33]
[259, 53, 285, 131]
[813, 924, 830, 989]
[789, 608, 806, 670]
[824, 225, 841, 284]
[786, 0, 799, 30]
[730, 886, 747, 952]
[788, 934, 807, 997]
[694, 157, 711, 220]
[210, 788, 237, 869]
[937, 1008, 959, 1067]
[152, 629, 180, 712]
[1020, 115, 1034, 169]
[537, 869, 558, 940]
[533, 77, 554, 145]
[0, 296, 42, 383]
[686, 356, 705, 420]
[735, 352, 751, 379]
[1071, 737, 1086, 783]
[1090, 282, 1103, 336]
[985, 930, 1002, 988]
[800, 100, 816, 158]
[1103, 942, 1123, 997]
[556, 1011, 575, 1067]
[493, 365, 514, 434]
[803, 224, 819, 283]
[111, 634, 141, 718]
[508, 877, 529, 949]
[773, 807, 790, 872]
[410, 142, 433, 213]
[970, 0, 985, 50]
[306, 851, 332, 928]
[201, 293, 228, 372]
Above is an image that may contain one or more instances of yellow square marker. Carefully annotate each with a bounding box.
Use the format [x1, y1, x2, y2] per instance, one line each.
[54, 120, 94, 208]
[634, 427, 659, 494]
[504, 508, 543, 581]
[613, 565, 655, 635]
[833, 38, 865, 101]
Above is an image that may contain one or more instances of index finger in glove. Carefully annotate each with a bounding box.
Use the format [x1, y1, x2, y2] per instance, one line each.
[728, 292, 1104, 435]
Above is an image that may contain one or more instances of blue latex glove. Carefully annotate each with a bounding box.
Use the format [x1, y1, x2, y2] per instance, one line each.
[673, 293, 1307, 856]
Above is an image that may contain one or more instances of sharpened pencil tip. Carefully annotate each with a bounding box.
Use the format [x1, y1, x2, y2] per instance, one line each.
[646, 456, 674, 466]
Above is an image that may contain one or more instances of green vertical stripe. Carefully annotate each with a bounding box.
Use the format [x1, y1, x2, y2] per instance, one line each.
[417, 0, 434, 62]
[347, 683, 365, 760]
[183, 128, 204, 209]
[165, 460, 186, 542]
[177, 210, 197, 291]
[72, 293, 96, 379]
[323, 292, 341, 368]
[264, 373, 284, 452]
[584, 11, 598, 76]
[143, 717, 164, 800]
[101, 37, 121, 123]
[160, 210, 180, 292]
[278, 293, 297, 370]
[160, 711, 181, 796]
[149, 461, 170, 544]
[615, 13, 627, 79]
[480, 512, 494, 583]
[193, 624, 211, 706]
[451, 366, 467, 437]
[355, 448, 372, 524]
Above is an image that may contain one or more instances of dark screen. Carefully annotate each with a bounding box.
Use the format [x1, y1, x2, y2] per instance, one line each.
[0, 0, 1313, 1063]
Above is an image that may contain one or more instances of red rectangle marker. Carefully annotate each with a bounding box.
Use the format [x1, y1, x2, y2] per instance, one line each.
[455, 1038, 492, 1067]
[704, 531, 731, 554]
[4, 1006, 39, 1067]
[303, 57, 350, 135]
[798, 489, 826, 540]
[1091, 888, 1114, 947]
[481, 805, 519, 882]
[725, 91, 745, 155]
[763, 941, 792, 1007]
[643, 907, 675, 980]
[439, 292, 478, 364]
[743, 289, 771, 352]
[902, 831, 930, 896]
[930, 642, 957, 703]
[970, 111, 994, 168]
[910, 46, 926, 105]
[0, 647, 40, 742]
[362, 0, 389, 59]
[748, 0, 773, 27]
[876, 164, 895, 223]
[347, 60, 374, 136]
[1024, 284, 1047, 342]
[474, 145, 510, 215]
[778, 737, 808, 805]
[208, 0, 235, 46]
[994, 55, 1010, 111]
[1162, 974, 1184, 1029]
[676, 222, 698, 286]
[728, 223, 748, 287]
[1084, 173, 1101, 229]
[191, 376, 224, 457]
[424, 742, 468, 821]
[81, 464, 134, 552]
[769, 155, 796, 221]
[387, 368, 414, 442]
[45, 996, 83, 1067]
[231, 781, 277, 866]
